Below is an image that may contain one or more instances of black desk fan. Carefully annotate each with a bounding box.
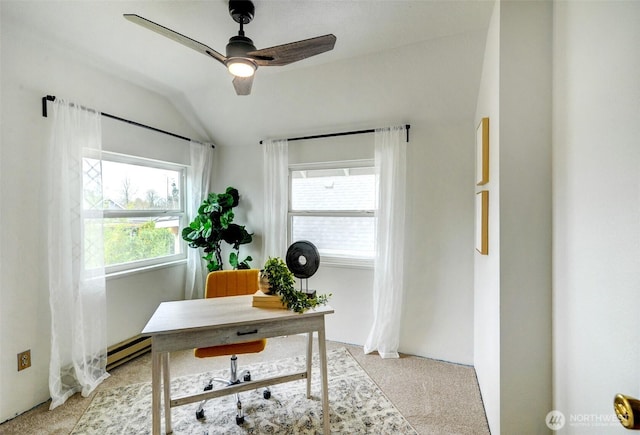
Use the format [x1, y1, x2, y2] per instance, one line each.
[286, 241, 320, 297]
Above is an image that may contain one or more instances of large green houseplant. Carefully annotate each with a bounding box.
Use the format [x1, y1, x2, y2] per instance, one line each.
[182, 187, 253, 271]
[262, 257, 330, 313]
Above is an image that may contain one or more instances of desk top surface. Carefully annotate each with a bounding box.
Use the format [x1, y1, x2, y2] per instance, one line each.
[142, 295, 334, 336]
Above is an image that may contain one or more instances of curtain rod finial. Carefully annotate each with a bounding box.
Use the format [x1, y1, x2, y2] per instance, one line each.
[42, 95, 56, 118]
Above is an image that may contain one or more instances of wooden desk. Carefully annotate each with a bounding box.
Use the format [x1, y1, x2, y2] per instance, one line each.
[142, 295, 334, 434]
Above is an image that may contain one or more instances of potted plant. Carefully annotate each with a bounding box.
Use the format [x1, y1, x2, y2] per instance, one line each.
[182, 187, 253, 271]
[261, 257, 330, 313]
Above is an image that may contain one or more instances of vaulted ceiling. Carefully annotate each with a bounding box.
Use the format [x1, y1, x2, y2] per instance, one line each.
[4, 0, 493, 146]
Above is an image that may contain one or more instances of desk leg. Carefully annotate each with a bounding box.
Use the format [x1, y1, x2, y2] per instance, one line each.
[151, 349, 161, 435]
[162, 353, 172, 434]
[306, 332, 313, 398]
[307, 332, 313, 399]
[318, 323, 330, 435]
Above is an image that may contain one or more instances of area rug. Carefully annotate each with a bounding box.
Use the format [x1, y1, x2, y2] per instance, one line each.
[71, 347, 417, 434]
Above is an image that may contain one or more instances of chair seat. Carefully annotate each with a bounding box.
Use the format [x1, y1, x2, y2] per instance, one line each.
[194, 339, 267, 358]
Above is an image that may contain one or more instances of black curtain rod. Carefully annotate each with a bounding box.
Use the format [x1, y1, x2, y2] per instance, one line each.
[42, 95, 213, 148]
[259, 124, 411, 145]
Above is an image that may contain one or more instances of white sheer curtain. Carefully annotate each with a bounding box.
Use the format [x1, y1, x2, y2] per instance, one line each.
[46, 98, 109, 409]
[185, 141, 215, 299]
[263, 139, 289, 260]
[364, 126, 407, 359]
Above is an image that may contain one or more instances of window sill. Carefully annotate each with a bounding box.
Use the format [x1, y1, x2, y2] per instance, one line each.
[106, 258, 187, 281]
[320, 257, 374, 270]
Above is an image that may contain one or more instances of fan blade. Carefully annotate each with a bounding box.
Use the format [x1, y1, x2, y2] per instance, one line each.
[247, 34, 336, 67]
[123, 14, 226, 65]
[232, 75, 254, 95]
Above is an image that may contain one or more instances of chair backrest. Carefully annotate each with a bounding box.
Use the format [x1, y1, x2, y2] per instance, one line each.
[205, 269, 259, 299]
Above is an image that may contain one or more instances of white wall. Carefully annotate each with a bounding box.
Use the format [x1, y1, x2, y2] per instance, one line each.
[474, 1, 553, 433]
[552, 2, 640, 433]
[474, 2, 501, 432]
[0, 19, 202, 422]
[499, 2, 552, 433]
[213, 109, 476, 364]
[401, 121, 475, 364]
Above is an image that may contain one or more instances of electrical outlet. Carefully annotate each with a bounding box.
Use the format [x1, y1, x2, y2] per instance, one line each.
[17, 350, 31, 371]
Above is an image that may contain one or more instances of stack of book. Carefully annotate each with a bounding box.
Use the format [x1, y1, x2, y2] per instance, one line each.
[251, 290, 286, 309]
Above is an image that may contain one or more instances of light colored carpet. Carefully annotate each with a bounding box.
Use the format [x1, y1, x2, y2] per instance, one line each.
[71, 348, 417, 434]
[0, 336, 489, 434]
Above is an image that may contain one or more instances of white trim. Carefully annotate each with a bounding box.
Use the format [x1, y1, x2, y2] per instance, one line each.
[106, 252, 186, 275]
[288, 159, 374, 172]
[100, 150, 189, 172]
[289, 210, 374, 217]
[101, 210, 185, 219]
[106, 258, 187, 280]
[320, 256, 374, 269]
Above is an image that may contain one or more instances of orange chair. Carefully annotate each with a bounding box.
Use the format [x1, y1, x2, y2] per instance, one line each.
[194, 269, 270, 424]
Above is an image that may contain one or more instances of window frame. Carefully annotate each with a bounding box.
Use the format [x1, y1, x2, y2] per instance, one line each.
[288, 159, 375, 268]
[85, 151, 188, 275]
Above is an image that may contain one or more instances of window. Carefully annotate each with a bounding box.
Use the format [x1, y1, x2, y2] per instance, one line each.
[289, 160, 375, 266]
[83, 152, 186, 273]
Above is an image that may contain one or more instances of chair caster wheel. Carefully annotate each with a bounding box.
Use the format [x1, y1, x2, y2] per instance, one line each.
[196, 409, 205, 420]
[263, 390, 271, 399]
[244, 372, 251, 382]
[236, 415, 245, 425]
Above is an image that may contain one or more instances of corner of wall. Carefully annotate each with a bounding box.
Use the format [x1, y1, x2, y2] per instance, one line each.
[473, 1, 501, 433]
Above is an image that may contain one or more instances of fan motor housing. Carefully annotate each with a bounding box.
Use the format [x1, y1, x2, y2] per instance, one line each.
[229, 0, 255, 24]
[226, 35, 257, 58]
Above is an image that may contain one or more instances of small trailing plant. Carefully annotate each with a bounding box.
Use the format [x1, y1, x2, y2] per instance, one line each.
[182, 187, 253, 271]
[262, 257, 331, 313]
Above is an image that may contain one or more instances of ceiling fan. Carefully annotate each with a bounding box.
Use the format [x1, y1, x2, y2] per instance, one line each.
[124, 0, 336, 96]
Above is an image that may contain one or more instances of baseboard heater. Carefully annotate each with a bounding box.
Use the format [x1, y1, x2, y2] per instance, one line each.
[107, 335, 151, 371]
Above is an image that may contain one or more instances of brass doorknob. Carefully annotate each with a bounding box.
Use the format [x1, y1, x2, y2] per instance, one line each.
[615, 394, 640, 429]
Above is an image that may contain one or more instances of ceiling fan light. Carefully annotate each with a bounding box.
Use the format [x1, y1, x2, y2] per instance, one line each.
[227, 59, 256, 77]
